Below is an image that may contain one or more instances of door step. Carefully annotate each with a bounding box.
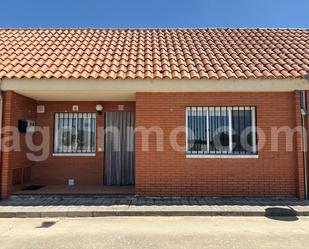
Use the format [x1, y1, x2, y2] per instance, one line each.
[10, 194, 136, 200]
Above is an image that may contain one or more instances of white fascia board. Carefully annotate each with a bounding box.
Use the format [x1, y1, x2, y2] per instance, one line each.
[1, 78, 308, 101]
[1, 78, 309, 92]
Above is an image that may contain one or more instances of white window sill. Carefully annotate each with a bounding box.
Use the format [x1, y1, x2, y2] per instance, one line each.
[186, 154, 259, 159]
[52, 153, 96, 157]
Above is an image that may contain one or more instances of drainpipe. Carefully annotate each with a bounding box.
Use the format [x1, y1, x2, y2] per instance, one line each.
[0, 80, 2, 199]
[0, 80, 2, 147]
[301, 74, 309, 199]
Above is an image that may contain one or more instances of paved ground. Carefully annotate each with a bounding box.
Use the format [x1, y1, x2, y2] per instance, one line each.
[0, 217, 309, 249]
[1, 196, 309, 217]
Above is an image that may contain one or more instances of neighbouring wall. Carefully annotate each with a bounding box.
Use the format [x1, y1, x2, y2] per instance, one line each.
[1, 91, 37, 198]
[135, 92, 304, 198]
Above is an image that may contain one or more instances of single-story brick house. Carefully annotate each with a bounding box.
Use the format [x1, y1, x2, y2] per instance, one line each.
[0, 28, 308, 199]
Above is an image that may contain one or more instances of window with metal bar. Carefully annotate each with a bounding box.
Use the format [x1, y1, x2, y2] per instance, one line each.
[54, 113, 96, 154]
[186, 107, 257, 155]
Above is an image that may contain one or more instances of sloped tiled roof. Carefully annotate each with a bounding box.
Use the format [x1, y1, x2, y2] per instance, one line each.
[0, 28, 308, 80]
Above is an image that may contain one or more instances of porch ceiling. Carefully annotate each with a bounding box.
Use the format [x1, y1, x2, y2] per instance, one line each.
[12, 90, 136, 101]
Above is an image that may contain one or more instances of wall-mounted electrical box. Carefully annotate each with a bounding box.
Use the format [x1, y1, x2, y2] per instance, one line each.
[37, 105, 45, 113]
[26, 120, 35, 132]
[68, 179, 75, 187]
[18, 120, 27, 133]
[18, 120, 35, 133]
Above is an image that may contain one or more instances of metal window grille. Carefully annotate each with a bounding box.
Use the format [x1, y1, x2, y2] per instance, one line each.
[54, 112, 96, 153]
[186, 106, 257, 155]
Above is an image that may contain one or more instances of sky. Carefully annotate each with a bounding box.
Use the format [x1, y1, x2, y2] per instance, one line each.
[0, 0, 308, 28]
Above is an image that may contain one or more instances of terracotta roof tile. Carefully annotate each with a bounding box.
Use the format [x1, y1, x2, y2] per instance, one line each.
[0, 28, 308, 80]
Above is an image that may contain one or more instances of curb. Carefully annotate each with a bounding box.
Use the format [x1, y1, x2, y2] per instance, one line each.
[1, 210, 308, 218]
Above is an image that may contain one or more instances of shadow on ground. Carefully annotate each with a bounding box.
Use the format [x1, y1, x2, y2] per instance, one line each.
[265, 207, 299, 221]
[36, 221, 57, 228]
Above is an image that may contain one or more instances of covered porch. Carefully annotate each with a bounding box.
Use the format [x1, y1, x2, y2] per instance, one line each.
[1, 80, 138, 199]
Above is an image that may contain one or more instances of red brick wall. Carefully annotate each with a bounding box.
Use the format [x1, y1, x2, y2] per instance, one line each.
[0, 90, 306, 199]
[32, 101, 135, 186]
[135, 92, 303, 197]
[1, 91, 37, 198]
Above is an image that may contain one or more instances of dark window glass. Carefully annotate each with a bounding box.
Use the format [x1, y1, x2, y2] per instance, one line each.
[187, 112, 207, 153]
[187, 107, 256, 155]
[232, 109, 254, 154]
[209, 108, 229, 153]
[54, 113, 96, 153]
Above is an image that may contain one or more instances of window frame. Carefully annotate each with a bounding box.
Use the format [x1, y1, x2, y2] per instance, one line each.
[185, 106, 258, 158]
[53, 112, 97, 156]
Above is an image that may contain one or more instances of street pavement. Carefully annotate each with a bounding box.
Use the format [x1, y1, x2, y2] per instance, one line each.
[1, 196, 309, 217]
[0, 216, 309, 249]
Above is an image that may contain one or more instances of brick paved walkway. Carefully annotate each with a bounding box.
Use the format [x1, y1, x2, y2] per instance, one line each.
[1, 196, 309, 217]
